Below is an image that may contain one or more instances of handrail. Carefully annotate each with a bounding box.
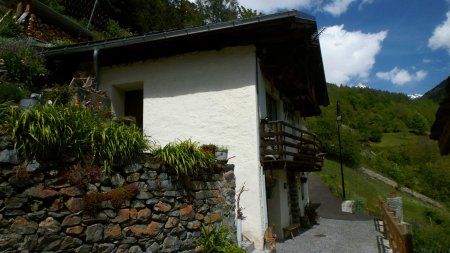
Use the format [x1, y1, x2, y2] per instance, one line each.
[379, 198, 413, 253]
[259, 120, 324, 171]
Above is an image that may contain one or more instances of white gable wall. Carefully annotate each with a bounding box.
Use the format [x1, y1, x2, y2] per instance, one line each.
[99, 46, 266, 248]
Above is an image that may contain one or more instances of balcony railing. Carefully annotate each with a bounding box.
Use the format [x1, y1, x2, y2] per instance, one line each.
[260, 120, 325, 172]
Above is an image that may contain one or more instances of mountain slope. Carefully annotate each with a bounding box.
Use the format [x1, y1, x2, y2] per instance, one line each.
[423, 75, 449, 103]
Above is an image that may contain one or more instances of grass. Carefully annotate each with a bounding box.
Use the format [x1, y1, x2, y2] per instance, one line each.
[316, 159, 450, 251]
[371, 132, 420, 148]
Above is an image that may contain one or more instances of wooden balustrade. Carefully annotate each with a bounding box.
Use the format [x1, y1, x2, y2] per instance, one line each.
[379, 198, 413, 253]
[260, 120, 325, 172]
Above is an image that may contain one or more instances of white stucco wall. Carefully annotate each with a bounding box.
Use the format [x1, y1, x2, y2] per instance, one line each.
[265, 169, 290, 239]
[99, 46, 266, 248]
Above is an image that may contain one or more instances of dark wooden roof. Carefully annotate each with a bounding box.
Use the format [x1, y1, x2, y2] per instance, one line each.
[430, 75, 450, 155]
[44, 11, 329, 116]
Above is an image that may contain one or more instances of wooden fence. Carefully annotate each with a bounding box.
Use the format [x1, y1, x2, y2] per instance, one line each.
[379, 198, 413, 253]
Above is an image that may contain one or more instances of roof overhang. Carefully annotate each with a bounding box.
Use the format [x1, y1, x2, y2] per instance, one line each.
[44, 10, 329, 116]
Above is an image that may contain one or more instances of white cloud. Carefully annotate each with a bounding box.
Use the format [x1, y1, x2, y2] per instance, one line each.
[428, 10, 450, 54]
[319, 25, 387, 85]
[376, 67, 427, 85]
[323, 0, 356, 16]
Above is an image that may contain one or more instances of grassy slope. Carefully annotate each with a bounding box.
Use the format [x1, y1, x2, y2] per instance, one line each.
[316, 159, 450, 251]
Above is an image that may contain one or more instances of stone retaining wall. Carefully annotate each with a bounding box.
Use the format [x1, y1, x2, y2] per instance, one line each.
[0, 139, 236, 252]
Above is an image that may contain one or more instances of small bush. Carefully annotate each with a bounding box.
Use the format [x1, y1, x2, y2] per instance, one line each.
[0, 38, 47, 85]
[0, 82, 29, 102]
[153, 139, 215, 176]
[83, 184, 140, 214]
[196, 223, 244, 253]
[9, 104, 150, 173]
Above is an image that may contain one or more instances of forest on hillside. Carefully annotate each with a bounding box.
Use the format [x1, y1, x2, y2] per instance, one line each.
[305, 83, 450, 206]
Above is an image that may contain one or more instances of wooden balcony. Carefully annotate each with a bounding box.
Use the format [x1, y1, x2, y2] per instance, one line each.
[260, 120, 325, 172]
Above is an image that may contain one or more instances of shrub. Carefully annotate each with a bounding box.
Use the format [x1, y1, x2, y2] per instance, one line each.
[83, 184, 140, 214]
[153, 139, 215, 176]
[9, 104, 150, 173]
[0, 82, 29, 102]
[0, 38, 47, 86]
[196, 223, 244, 253]
[90, 121, 149, 174]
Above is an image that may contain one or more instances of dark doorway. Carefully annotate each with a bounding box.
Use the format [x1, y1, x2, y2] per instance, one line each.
[124, 90, 143, 129]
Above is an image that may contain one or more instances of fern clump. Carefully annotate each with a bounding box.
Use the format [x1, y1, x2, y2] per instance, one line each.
[153, 139, 215, 176]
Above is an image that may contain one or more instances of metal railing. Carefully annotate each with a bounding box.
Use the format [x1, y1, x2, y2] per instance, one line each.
[379, 198, 413, 253]
[260, 120, 324, 171]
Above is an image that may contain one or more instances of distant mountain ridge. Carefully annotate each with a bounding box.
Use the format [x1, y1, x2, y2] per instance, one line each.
[423, 75, 449, 103]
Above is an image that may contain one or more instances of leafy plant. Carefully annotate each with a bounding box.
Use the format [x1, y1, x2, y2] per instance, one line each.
[90, 121, 149, 174]
[0, 14, 24, 38]
[83, 183, 140, 214]
[42, 84, 75, 105]
[9, 104, 150, 173]
[196, 223, 244, 253]
[0, 38, 47, 86]
[153, 139, 215, 176]
[0, 82, 29, 102]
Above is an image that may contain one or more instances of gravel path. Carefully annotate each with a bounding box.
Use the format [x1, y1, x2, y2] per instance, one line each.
[273, 175, 381, 253]
[276, 218, 380, 253]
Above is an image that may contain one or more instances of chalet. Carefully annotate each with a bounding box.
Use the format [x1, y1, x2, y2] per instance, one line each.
[44, 11, 329, 249]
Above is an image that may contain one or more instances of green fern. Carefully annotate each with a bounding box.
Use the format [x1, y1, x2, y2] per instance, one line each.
[153, 139, 215, 176]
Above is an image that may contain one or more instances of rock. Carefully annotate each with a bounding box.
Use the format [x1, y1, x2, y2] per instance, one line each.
[165, 217, 179, 229]
[65, 197, 83, 213]
[97, 243, 116, 253]
[25, 184, 59, 199]
[38, 217, 61, 235]
[180, 205, 194, 221]
[0, 149, 18, 164]
[146, 242, 160, 252]
[186, 220, 201, 230]
[50, 197, 65, 211]
[25, 160, 40, 172]
[204, 212, 222, 224]
[132, 200, 146, 208]
[66, 225, 84, 235]
[160, 180, 173, 190]
[124, 163, 143, 173]
[162, 236, 180, 252]
[111, 173, 125, 187]
[112, 208, 130, 223]
[129, 245, 143, 253]
[137, 208, 152, 223]
[152, 213, 168, 222]
[20, 234, 38, 252]
[32, 172, 45, 182]
[164, 191, 179, 197]
[60, 236, 83, 250]
[76, 244, 93, 253]
[0, 234, 23, 252]
[5, 197, 28, 209]
[136, 190, 153, 199]
[60, 186, 83, 197]
[127, 172, 141, 182]
[27, 210, 47, 222]
[146, 198, 159, 205]
[141, 170, 158, 180]
[121, 236, 138, 244]
[37, 234, 61, 251]
[125, 221, 163, 236]
[10, 217, 38, 235]
[85, 224, 104, 242]
[116, 244, 131, 253]
[0, 183, 15, 198]
[62, 215, 81, 227]
[104, 224, 122, 240]
[154, 202, 171, 213]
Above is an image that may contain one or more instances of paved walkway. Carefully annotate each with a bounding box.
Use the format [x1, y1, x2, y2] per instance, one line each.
[275, 175, 381, 253]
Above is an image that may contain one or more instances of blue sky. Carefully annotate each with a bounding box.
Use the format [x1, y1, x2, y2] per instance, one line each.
[239, 0, 450, 95]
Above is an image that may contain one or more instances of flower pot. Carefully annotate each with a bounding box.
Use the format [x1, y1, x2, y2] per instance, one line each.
[215, 151, 228, 161]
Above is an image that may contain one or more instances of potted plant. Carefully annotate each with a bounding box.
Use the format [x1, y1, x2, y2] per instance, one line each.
[215, 146, 228, 161]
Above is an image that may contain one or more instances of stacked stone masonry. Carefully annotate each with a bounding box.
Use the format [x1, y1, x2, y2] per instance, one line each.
[0, 138, 236, 253]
